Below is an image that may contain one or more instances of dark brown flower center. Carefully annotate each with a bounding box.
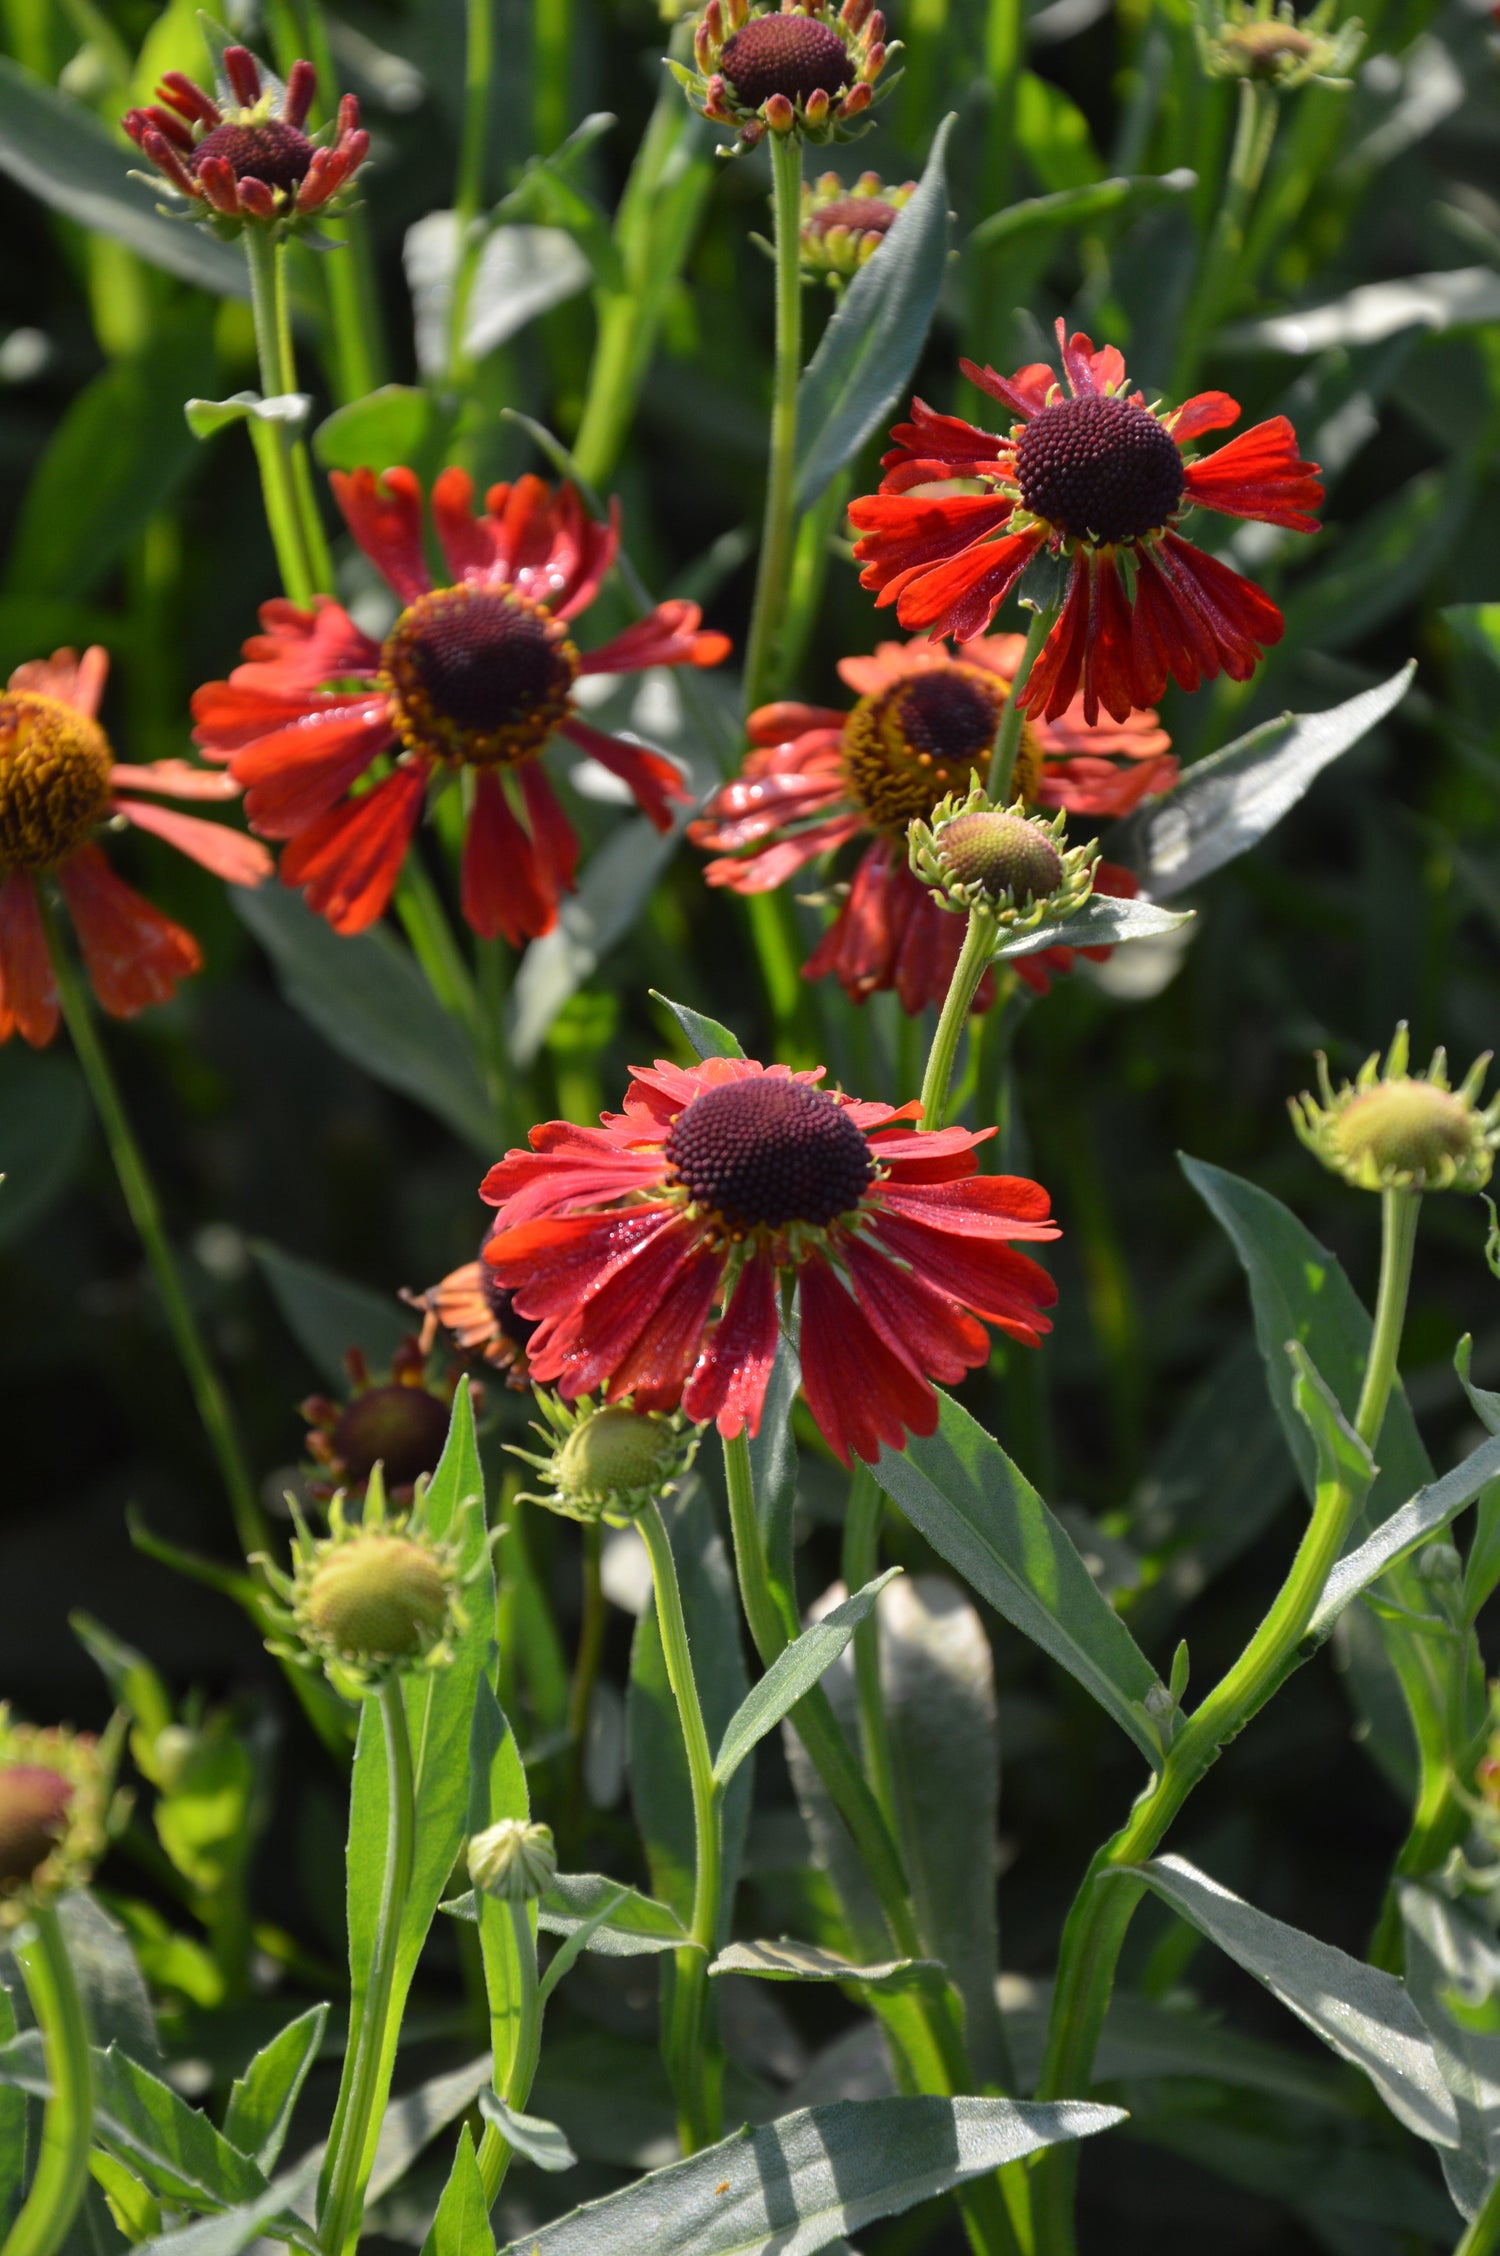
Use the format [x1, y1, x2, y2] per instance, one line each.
[806, 195, 898, 239]
[719, 14, 853, 108]
[842, 665, 1043, 833]
[1016, 395, 1184, 544]
[382, 587, 578, 767]
[0, 1766, 73, 1888]
[190, 118, 316, 193]
[666, 1076, 873, 1232]
[0, 693, 113, 869]
[330, 1385, 452, 1490]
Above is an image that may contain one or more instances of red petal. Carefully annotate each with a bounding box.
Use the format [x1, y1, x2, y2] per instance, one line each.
[111, 798, 272, 886]
[1167, 391, 1241, 444]
[538, 1214, 713, 1397]
[329, 466, 432, 604]
[849, 492, 1019, 596]
[798, 1255, 938, 1465]
[559, 717, 688, 832]
[520, 765, 581, 898]
[8, 646, 108, 717]
[0, 869, 57, 1045]
[431, 465, 496, 582]
[1019, 557, 1091, 720]
[578, 600, 729, 676]
[57, 845, 201, 1018]
[230, 597, 382, 695]
[893, 531, 1043, 641]
[278, 764, 426, 935]
[683, 1252, 781, 1437]
[605, 1239, 723, 1410]
[461, 770, 554, 944]
[484, 1207, 673, 1310]
[866, 1207, 1057, 1338]
[956, 359, 1050, 422]
[232, 706, 396, 837]
[842, 1234, 990, 1385]
[1182, 417, 1323, 534]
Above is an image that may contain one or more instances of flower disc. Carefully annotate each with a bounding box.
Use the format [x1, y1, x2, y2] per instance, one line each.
[383, 586, 578, 766]
[1016, 394, 1184, 544]
[806, 194, 898, 238]
[0, 693, 113, 868]
[0, 1766, 72, 1887]
[305, 1533, 450, 1661]
[190, 118, 316, 193]
[667, 1076, 873, 1232]
[330, 1383, 452, 1490]
[937, 810, 1064, 904]
[719, 14, 853, 107]
[843, 666, 1041, 831]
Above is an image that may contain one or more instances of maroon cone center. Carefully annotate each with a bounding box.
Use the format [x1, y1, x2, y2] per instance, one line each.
[331, 1385, 453, 1489]
[1016, 394, 1184, 544]
[389, 589, 573, 736]
[666, 1077, 873, 1231]
[0, 1766, 73, 1887]
[894, 670, 1005, 769]
[719, 15, 854, 108]
[189, 118, 316, 193]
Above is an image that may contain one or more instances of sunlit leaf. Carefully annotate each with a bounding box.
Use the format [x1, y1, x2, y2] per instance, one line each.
[712, 1569, 902, 1788]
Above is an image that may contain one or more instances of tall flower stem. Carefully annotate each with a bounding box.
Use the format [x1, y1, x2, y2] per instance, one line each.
[843, 1469, 900, 1827]
[1029, 1188, 1420, 2254]
[741, 131, 805, 714]
[42, 903, 268, 1560]
[986, 602, 1055, 802]
[638, 1499, 724, 2153]
[920, 910, 997, 1135]
[317, 1680, 417, 2256]
[475, 1901, 542, 2201]
[242, 228, 330, 603]
[565, 1523, 607, 1818]
[1170, 78, 1278, 395]
[447, 0, 496, 381]
[3, 1907, 93, 2256]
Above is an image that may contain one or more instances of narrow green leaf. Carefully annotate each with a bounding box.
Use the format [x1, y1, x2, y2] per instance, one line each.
[1458, 1336, 1500, 1437]
[365, 2056, 493, 2203]
[1400, 1882, 1500, 2220]
[990, 897, 1192, 962]
[234, 887, 495, 1153]
[0, 59, 246, 295]
[871, 1391, 1168, 1765]
[495, 2095, 1124, 2256]
[1226, 267, 1500, 354]
[222, 2005, 329, 2176]
[510, 820, 679, 1067]
[467, 1680, 532, 2098]
[538, 1872, 693, 1957]
[55, 1896, 159, 2067]
[90, 2150, 162, 2243]
[250, 1241, 410, 1390]
[1108, 667, 1416, 900]
[405, 214, 590, 378]
[1122, 1856, 1460, 2149]
[130, 2157, 320, 2256]
[421, 2128, 495, 2256]
[69, 1617, 173, 1745]
[184, 391, 310, 439]
[712, 1569, 903, 1789]
[1310, 1429, 1500, 1640]
[794, 116, 955, 511]
[477, 2090, 578, 2172]
[649, 990, 746, 1062]
[969, 166, 1194, 250]
[708, 1939, 945, 1994]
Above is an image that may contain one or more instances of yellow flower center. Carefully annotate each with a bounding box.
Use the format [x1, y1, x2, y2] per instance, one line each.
[842, 665, 1042, 834]
[0, 693, 113, 869]
[381, 585, 579, 769]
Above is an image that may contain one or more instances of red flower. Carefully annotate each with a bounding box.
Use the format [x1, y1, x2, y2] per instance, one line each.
[689, 633, 1174, 1010]
[0, 648, 270, 1046]
[124, 45, 368, 233]
[480, 1056, 1059, 1466]
[403, 1221, 537, 1389]
[847, 319, 1322, 725]
[191, 469, 731, 941]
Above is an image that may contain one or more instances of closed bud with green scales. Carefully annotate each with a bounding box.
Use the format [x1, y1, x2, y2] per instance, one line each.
[510, 1393, 700, 1528]
[908, 788, 1098, 933]
[468, 1817, 558, 1903]
[1194, 0, 1364, 90]
[1291, 1025, 1500, 1197]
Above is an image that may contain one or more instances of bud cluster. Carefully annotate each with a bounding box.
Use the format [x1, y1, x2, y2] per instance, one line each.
[260, 1472, 465, 1698]
[799, 170, 914, 286]
[1291, 1026, 1499, 1198]
[1194, 0, 1364, 89]
[670, 1, 897, 153]
[511, 1393, 700, 1528]
[908, 788, 1098, 935]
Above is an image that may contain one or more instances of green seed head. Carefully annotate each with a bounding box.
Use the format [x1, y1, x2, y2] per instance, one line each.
[511, 1394, 701, 1528]
[305, 1533, 451, 1662]
[1291, 1027, 1500, 1196]
[934, 811, 1065, 906]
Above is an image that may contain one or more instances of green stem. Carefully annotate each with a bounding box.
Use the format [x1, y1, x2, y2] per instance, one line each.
[1170, 78, 1278, 395]
[986, 603, 1055, 802]
[475, 1901, 541, 2202]
[1030, 1186, 1419, 2253]
[742, 132, 804, 714]
[242, 227, 317, 605]
[317, 1681, 417, 2256]
[43, 903, 267, 1560]
[282, 0, 385, 402]
[532, 0, 573, 155]
[565, 1522, 607, 1815]
[3, 1907, 93, 2256]
[271, 243, 336, 594]
[638, 1500, 724, 2152]
[919, 911, 997, 1135]
[1458, 2169, 1500, 2252]
[843, 1469, 900, 1830]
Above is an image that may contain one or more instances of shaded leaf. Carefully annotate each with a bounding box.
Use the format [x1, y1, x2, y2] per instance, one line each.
[184, 392, 310, 439]
[538, 1871, 694, 1958]
[1309, 1429, 1500, 1641]
[510, 819, 678, 1067]
[990, 896, 1192, 961]
[421, 2128, 495, 2256]
[222, 2005, 328, 2176]
[250, 1241, 410, 1390]
[712, 1569, 903, 1788]
[405, 215, 590, 379]
[477, 2089, 578, 2172]
[709, 1939, 944, 1994]
[1227, 268, 1500, 354]
[650, 990, 746, 1062]
[1400, 1882, 1500, 2220]
[130, 2157, 320, 2256]
[365, 2055, 494, 2204]
[0, 1050, 89, 1248]
[314, 386, 446, 476]
[969, 167, 1194, 250]
[55, 1895, 159, 2068]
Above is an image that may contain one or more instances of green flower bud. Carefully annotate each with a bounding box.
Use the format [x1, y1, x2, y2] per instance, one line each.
[1291, 1026, 1500, 1196]
[468, 1818, 557, 1903]
[510, 1394, 700, 1527]
[908, 788, 1098, 931]
[0, 1709, 120, 1928]
[260, 1475, 465, 1696]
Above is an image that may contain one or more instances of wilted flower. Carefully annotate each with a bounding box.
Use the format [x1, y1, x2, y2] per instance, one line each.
[192, 470, 728, 940]
[909, 790, 1098, 932]
[1198, 0, 1364, 88]
[124, 43, 368, 236]
[301, 1337, 470, 1504]
[1291, 1026, 1499, 1196]
[848, 318, 1322, 724]
[0, 646, 269, 1045]
[469, 1817, 558, 1903]
[404, 1221, 538, 1388]
[262, 1476, 464, 1695]
[480, 1056, 1058, 1466]
[800, 170, 914, 284]
[689, 633, 1172, 1011]
[672, 0, 895, 152]
[0, 1708, 120, 1928]
[512, 1393, 700, 1525]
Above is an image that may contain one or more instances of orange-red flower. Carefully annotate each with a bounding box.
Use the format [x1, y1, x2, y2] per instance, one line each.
[0, 648, 270, 1046]
[124, 45, 368, 234]
[192, 470, 730, 941]
[404, 1221, 537, 1389]
[848, 318, 1322, 725]
[480, 1056, 1059, 1466]
[689, 633, 1175, 1009]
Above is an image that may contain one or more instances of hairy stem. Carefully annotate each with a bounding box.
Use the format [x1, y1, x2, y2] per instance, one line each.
[920, 911, 998, 1134]
[242, 227, 318, 603]
[3, 1907, 93, 2256]
[741, 132, 805, 712]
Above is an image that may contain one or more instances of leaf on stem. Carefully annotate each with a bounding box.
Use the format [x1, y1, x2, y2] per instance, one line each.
[477, 2089, 578, 2173]
[422, 2127, 495, 2256]
[404, 215, 591, 379]
[989, 896, 1192, 961]
[538, 1872, 695, 1958]
[968, 167, 1195, 252]
[650, 991, 747, 1062]
[251, 1242, 411, 1390]
[708, 1939, 945, 1994]
[314, 387, 449, 477]
[1400, 1882, 1500, 2222]
[1308, 1427, 1500, 1642]
[711, 1569, 903, 1789]
[185, 392, 311, 440]
[221, 2006, 329, 2176]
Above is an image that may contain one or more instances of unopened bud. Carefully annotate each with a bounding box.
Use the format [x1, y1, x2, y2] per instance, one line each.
[468, 1818, 557, 1903]
[1292, 1028, 1499, 1196]
[305, 1533, 451, 1662]
[511, 1395, 699, 1528]
[935, 811, 1064, 905]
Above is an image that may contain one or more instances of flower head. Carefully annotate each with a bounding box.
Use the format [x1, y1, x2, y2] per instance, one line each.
[689, 632, 1173, 1011]
[847, 319, 1323, 725]
[191, 470, 729, 940]
[262, 1476, 464, 1696]
[512, 1393, 700, 1525]
[469, 1817, 558, 1903]
[800, 170, 914, 285]
[0, 647, 269, 1046]
[480, 1056, 1059, 1466]
[301, 1336, 470, 1505]
[1198, 0, 1364, 88]
[1291, 1026, 1500, 1196]
[0, 1709, 121, 1928]
[404, 1220, 538, 1388]
[909, 790, 1098, 929]
[123, 43, 368, 236]
[672, 0, 895, 152]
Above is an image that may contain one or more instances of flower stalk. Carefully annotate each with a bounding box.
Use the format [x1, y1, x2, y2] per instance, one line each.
[41, 900, 268, 1560]
[742, 129, 805, 713]
[1170, 77, 1278, 394]
[919, 908, 998, 1135]
[242, 226, 331, 604]
[2, 1906, 93, 2256]
[475, 1898, 543, 2200]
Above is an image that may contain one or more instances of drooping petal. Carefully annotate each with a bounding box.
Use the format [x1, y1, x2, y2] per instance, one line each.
[865, 1205, 1057, 1339]
[484, 1208, 674, 1313]
[747, 702, 848, 745]
[111, 798, 273, 886]
[578, 600, 731, 676]
[231, 704, 398, 838]
[849, 492, 1021, 597]
[520, 764, 581, 899]
[230, 597, 383, 694]
[1019, 555, 1092, 720]
[0, 869, 57, 1045]
[892, 530, 1044, 640]
[461, 769, 555, 944]
[1182, 417, 1323, 533]
[798, 1254, 939, 1465]
[329, 466, 432, 604]
[1152, 532, 1285, 681]
[278, 763, 427, 935]
[683, 1252, 781, 1437]
[107, 760, 240, 801]
[559, 716, 689, 833]
[430, 465, 496, 582]
[57, 845, 201, 1018]
[702, 815, 865, 894]
[955, 358, 1052, 422]
[842, 1234, 990, 1387]
[535, 1213, 714, 1399]
[604, 1238, 723, 1411]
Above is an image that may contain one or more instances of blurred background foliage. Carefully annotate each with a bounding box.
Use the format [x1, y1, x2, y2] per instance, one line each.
[1, 0, 1499, 2246]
